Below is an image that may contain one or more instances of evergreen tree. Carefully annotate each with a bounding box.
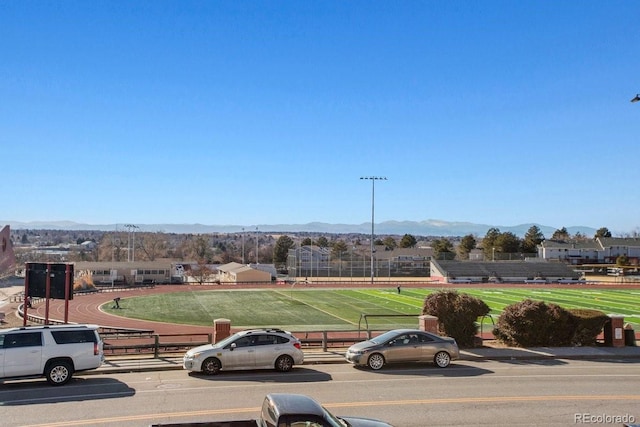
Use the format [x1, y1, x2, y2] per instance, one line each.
[432, 238, 454, 260]
[482, 228, 501, 259]
[551, 227, 570, 241]
[457, 234, 476, 260]
[494, 232, 521, 254]
[522, 225, 544, 253]
[382, 236, 397, 250]
[316, 236, 329, 247]
[273, 235, 295, 265]
[399, 234, 417, 248]
[331, 240, 349, 258]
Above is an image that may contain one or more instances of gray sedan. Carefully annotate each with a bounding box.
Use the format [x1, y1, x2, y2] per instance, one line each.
[345, 329, 459, 370]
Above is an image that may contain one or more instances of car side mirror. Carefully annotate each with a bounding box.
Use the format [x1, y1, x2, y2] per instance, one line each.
[230, 342, 237, 351]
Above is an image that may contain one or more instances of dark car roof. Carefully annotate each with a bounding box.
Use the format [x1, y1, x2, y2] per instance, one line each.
[265, 393, 326, 418]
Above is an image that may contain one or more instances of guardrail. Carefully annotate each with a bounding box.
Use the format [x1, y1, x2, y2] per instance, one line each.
[292, 329, 383, 351]
[101, 331, 213, 358]
[98, 329, 384, 357]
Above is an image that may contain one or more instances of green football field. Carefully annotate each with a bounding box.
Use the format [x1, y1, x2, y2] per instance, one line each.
[103, 287, 640, 332]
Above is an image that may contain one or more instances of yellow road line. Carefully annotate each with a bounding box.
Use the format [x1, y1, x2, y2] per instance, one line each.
[22, 395, 640, 427]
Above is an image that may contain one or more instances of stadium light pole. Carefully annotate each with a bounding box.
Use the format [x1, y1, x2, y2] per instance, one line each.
[255, 226, 259, 264]
[123, 224, 139, 262]
[360, 176, 387, 284]
[241, 227, 245, 264]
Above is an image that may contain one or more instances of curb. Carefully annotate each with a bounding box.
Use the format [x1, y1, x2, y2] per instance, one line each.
[85, 346, 640, 376]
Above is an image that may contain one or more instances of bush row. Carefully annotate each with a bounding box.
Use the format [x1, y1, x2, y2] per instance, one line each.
[422, 291, 609, 348]
[493, 300, 609, 347]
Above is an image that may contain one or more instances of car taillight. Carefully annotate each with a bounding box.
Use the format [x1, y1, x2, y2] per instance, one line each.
[293, 342, 301, 349]
[94, 342, 100, 355]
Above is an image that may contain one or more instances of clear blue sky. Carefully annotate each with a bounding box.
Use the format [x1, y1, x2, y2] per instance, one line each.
[2, 1, 639, 234]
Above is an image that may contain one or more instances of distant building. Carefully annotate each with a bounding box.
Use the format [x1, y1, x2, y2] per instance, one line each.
[216, 262, 273, 283]
[286, 245, 331, 276]
[72, 260, 277, 285]
[75, 261, 176, 285]
[538, 237, 640, 265]
[77, 241, 97, 251]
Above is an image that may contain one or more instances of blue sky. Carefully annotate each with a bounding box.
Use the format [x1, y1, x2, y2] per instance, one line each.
[1, 1, 639, 234]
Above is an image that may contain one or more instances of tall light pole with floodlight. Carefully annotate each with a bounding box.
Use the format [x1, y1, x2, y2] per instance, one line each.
[360, 176, 387, 284]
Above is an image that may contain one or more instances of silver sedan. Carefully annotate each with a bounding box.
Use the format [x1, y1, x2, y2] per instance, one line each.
[183, 329, 304, 375]
[345, 329, 459, 370]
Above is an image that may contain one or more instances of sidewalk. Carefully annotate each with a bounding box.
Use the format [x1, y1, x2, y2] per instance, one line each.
[88, 345, 640, 375]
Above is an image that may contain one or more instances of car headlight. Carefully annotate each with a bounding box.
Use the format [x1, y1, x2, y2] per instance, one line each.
[349, 349, 367, 356]
[185, 352, 201, 360]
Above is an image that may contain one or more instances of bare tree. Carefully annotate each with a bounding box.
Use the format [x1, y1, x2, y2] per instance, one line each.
[97, 232, 129, 262]
[188, 236, 214, 263]
[185, 264, 215, 285]
[136, 232, 168, 261]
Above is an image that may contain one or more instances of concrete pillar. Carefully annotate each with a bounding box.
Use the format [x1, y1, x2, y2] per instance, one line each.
[213, 318, 231, 343]
[418, 315, 439, 334]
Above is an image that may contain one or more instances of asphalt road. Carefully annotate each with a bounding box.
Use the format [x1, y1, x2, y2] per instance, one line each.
[1, 359, 639, 427]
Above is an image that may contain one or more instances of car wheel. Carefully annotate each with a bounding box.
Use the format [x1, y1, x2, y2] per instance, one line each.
[434, 351, 451, 368]
[275, 355, 294, 372]
[45, 361, 73, 386]
[201, 357, 222, 375]
[367, 353, 385, 370]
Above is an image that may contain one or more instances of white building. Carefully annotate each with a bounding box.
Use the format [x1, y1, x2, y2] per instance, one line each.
[538, 237, 640, 265]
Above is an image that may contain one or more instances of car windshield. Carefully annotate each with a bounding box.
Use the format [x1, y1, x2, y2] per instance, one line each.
[322, 406, 348, 427]
[369, 330, 403, 344]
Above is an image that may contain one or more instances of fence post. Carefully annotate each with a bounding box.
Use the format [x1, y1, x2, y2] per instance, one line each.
[154, 335, 160, 358]
[322, 331, 328, 352]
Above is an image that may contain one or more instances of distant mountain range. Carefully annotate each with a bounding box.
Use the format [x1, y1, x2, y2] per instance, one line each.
[1, 219, 597, 238]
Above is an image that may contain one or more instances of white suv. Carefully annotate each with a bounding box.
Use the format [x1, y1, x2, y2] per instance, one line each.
[0, 324, 104, 385]
[183, 328, 304, 375]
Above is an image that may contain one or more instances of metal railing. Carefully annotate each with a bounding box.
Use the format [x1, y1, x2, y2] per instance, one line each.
[100, 331, 213, 358]
[98, 328, 386, 357]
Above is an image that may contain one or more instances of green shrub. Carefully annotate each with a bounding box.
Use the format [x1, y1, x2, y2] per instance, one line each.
[494, 299, 575, 347]
[422, 290, 490, 348]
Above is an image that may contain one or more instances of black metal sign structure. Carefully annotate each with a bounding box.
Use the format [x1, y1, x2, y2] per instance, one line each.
[24, 262, 74, 325]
